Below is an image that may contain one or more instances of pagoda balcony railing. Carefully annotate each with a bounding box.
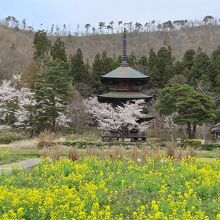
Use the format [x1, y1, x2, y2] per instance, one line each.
[109, 87, 144, 92]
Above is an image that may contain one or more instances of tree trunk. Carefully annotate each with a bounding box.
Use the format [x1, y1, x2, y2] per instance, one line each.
[52, 97, 56, 132]
[192, 125, 197, 139]
[203, 124, 208, 144]
[187, 123, 192, 139]
[169, 131, 174, 143]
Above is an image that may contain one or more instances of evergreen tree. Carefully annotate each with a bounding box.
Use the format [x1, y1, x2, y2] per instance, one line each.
[147, 48, 160, 88]
[34, 59, 70, 132]
[148, 47, 174, 88]
[33, 30, 51, 62]
[181, 49, 196, 81]
[92, 53, 103, 93]
[182, 49, 196, 70]
[91, 51, 116, 93]
[21, 61, 41, 88]
[211, 46, 220, 90]
[138, 56, 148, 67]
[189, 52, 213, 87]
[173, 61, 183, 75]
[51, 37, 67, 62]
[157, 46, 174, 83]
[136, 55, 148, 74]
[101, 51, 115, 73]
[70, 49, 87, 84]
[127, 53, 137, 67]
[155, 84, 216, 139]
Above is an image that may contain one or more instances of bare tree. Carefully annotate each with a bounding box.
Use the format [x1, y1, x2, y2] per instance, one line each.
[85, 24, 91, 35]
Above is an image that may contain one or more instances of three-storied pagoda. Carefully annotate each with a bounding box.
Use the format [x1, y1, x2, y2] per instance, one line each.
[98, 29, 154, 141]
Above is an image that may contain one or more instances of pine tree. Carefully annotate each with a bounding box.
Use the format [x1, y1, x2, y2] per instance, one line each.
[138, 56, 148, 67]
[180, 49, 196, 80]
[190, 52, 213, 87]
[182, 49, 196, 70]
[211, 46, 220, 90]
[51, 37, 67, 62]
[157, 46, 175, 85]
[91, 51, 116, 93]
[155, 84, 216, 139]
[147, 48, 160, 88]
[70, 49, 87, 84]
[92, 53, 104, 93]
[34, 59, 70, 132]
[33, 30, 51, 62]
[101, 51, 115, 73]
[127, 53, 137, 67]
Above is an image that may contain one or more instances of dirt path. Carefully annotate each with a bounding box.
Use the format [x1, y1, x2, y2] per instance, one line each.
[0, 158, 41, 174]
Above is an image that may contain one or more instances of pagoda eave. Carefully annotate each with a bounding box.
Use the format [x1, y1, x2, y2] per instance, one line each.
[138, 116, 155, 123]
[98, 92, 153, 103]
[100, 77, 149, 85]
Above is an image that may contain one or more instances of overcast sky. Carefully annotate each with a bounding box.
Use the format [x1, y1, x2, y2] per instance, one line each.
[0, 0, 219, 30]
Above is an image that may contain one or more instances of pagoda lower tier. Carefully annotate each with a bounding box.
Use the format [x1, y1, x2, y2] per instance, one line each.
[98, 91, 153, 103]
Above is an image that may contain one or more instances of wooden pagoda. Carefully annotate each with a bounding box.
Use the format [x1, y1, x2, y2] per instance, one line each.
[98, 29, 154, 141]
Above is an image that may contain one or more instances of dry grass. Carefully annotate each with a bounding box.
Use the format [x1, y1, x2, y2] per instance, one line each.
[130, 146, 138, 162]
[176, 147, 183, 160]
[42, 144, 64, 161]
[112, 146, 125, 161]
[166, 144, 176, 159]
[37, 130, 56, 149]
[140, 146, 148, 163]
[0, 139, 38, 149]
[86, 147, 98, 157]
[186, 147, 197, 158]
[69, 149, 80, 162]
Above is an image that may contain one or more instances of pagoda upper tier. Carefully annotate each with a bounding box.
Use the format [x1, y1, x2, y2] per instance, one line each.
[101, 66, 149, 80]
[98, 29, 153, 104]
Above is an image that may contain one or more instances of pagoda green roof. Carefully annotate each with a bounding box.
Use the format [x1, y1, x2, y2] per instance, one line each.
[98, 91, 152, 99]
[101, 66, 149, 79]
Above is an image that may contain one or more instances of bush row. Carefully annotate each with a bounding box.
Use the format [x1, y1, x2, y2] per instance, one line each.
[0, 134, 24, 144]
[183, 139, 220, 151]
[59, 140, 147, 148]
[60, 140, 220, 151]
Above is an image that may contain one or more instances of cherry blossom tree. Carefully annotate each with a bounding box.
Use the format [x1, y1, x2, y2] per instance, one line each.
[0, 80, 18, 126]
[0, 76, 70, 133]
[14, 87, 36, 130]
[85, 97, 149, 137]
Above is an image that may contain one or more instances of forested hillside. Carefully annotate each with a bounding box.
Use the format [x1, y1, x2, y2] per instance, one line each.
[0, 15, 219, 140]
[1, 21, 220, 79]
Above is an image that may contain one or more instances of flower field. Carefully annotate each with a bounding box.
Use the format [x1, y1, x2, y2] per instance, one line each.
[0, 157, 219, 220]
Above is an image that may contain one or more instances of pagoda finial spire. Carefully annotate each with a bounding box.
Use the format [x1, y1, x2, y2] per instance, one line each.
[121, 28, 128, 66]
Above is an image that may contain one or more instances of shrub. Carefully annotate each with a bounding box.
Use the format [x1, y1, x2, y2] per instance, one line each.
[0, 134, 24, 144]
[61, 140, 145, 149]
[37, 130, 55, 149]
[202, 143, 220, 151]
[183, 139, 202, 149]
[68, 149, 79, 162]
[166, 144, 176, 158]
[186, 147, 197, 158]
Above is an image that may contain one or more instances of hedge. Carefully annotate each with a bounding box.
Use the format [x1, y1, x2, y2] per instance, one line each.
[202, 143, 220, 151]
[58, 140, 147, 148]
[0, 134, 24, 144]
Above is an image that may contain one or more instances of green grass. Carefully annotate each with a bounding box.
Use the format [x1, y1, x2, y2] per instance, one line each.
[0, 149, 40, 165]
